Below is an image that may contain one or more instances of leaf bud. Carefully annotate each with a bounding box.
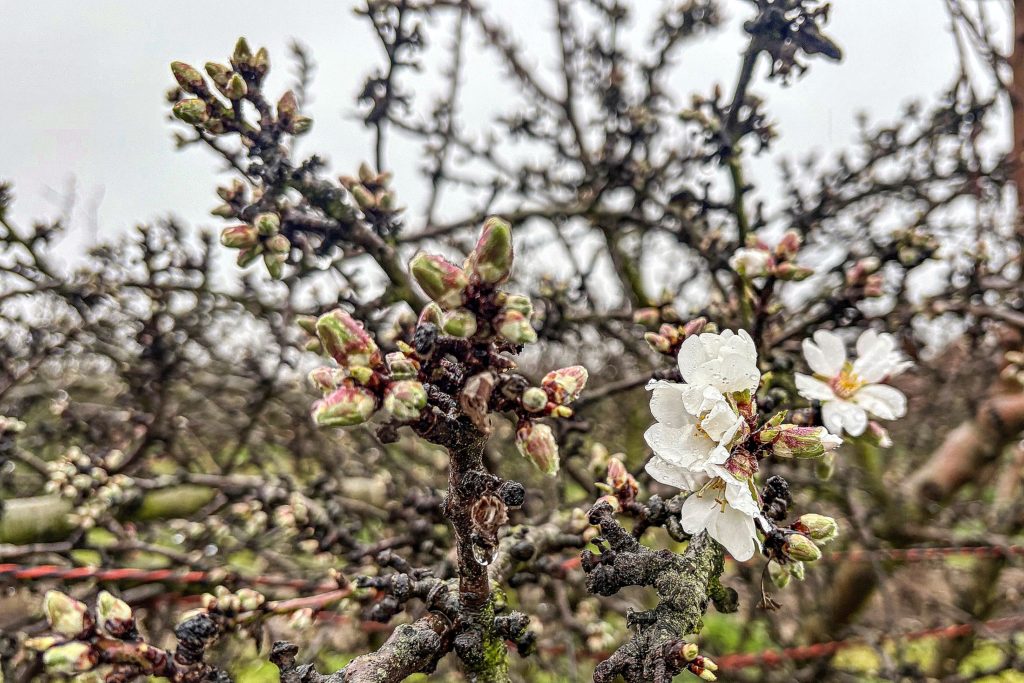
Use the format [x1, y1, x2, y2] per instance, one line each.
[410, 253, 468, 309]
[466, 216, 513, 285]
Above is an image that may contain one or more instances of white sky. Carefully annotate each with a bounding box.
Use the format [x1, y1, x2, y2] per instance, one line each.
[0, 1, 1011, 253]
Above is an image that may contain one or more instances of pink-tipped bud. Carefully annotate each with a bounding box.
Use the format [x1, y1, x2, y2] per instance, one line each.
[864, 421, 893, 448]
[644, 332, 671, 354]
[410, 253, 468, 309]
[383, 380, 428, 422]
[312, 385, 376, 427]
[220, 225, 258, 249]
[767, 425, 841, 459]
[466, 217, 513, 285]
[775, 230, 802, 260]
[315, 309, 380, 368]
[632, 307, 661, 328]
[542, 366, 588, 405]
[773, 262, 814, 281]
[515, 422, 559, 476]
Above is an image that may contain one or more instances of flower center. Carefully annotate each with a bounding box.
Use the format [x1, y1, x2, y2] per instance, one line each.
[829, 368, 864, 399]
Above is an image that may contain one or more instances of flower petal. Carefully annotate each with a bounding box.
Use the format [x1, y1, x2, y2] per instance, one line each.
[677, 334, 709, 385]
[821, 400, 868, 437]
[648, 381, 693, 428]
[701, 402, 743, 443]
[803, 330, 846, 376]
[853, 330, 911, 382]
[707, 505, 759, 561]
[852, 383, 907, 420]
[795, 373, 835, 402]
[680, 493, 719, 535]
[644, 423, 713, 467]
[645, 455, 705, 491]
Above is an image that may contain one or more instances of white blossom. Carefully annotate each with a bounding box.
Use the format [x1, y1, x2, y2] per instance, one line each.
[795, 329, 910, 437]
[729, 247, 772, 278]
[643, 329, 763, 561]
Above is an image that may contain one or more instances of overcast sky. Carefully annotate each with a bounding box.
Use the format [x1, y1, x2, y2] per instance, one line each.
[0, 1, 1010, 253]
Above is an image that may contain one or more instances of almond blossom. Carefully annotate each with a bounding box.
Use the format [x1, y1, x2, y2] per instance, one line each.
[643, 328, 763, 561]
[795, 329, 911, 437]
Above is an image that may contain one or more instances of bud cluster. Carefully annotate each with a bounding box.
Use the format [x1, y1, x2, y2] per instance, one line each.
[644, 317, 710, 356]
[219, 211, 291, 279]
[28, 590, 135, 676]
[340, 163, 401, 237]
[728, 230, 814, 281]
[45, 448, 137, 530]
[844, 256, 884, 297]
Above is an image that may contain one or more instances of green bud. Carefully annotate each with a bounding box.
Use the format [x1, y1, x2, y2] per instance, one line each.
[204, 62, 232, 88]
[263, 251, 285, 279]
[358, 162, 376, 184]
[385, 352, 419, 380]
[644, 332, 671, 354]
[254, 212, 280, 236]
[441, 308, 478, 338]
[795, 514, 839, 544]
[680, 642, 700, 662]
[521, 387, 548, 413]
[43, 642, 96, 674]
[172, 98, 209, 124]
[783, 533, 822, 562]
[316, 309, 380, 368]
[253, 47, 270, 77]
[211, 203, 236, 218]
[296, 315, 318, 336]
[170, 61, 206, 94]
[96, 590, 133, 637]
[277, 90, 299, 127]
[515, 422, 559, 476]
[500, 293, 533, 316]
[769, 425, 842, 459]
[292, 115, 313, 135]
[542, 366, 588, 405]
[231, 37, 254, 70]
[349, 365, 374, 385]
[418, 302, 444, 327]
[496, 310, 537, 345]
[409, 252, 468, 309]
[312, 385, 376, 427]
[383, 380, 428, 422]
[265, 233, 291, 254]
[768, 560, 790, 588]
[788, 560, 805, 581]
[773, 262, 814, 281]
[224, 72, 248, 100]
[220, 224, 258, 249]
[23, 636, 59, 651]
[237, 245, 262, 268]
[350, 184, 375, 210]
[43, 590, 88, 637]
[237, 588, 265, 611]
[466, 216, 513, 285]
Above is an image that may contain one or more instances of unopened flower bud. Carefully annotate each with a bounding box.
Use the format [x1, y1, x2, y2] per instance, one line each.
[795, 514, 839, 544]
[358, 162, 376, 184]
[220, 225, 258, 249]
[312, 385, 376, 427]
[277, 90, 299, 128]
[521, 387, 548, 413]
[783, 533, 822, 562]
[231, 37, 254, 70]
[224, 72, 248, 100]
[43, 642, 96, 674]
[418, 302, 443, 327]
[254, 212, 280, 236]
[266, 233, 291, 254]
[410, 253, 468, 308]
[773, 262, 814, 281]
[96, 590, 133, 637]
[170, 61, 206, 94]
[864, 421, 892, 448]
[683, 317, 707, 337]
[383, 380, 428, 422]
[680, 642, 700, 662]
[632, 307, 661, 327]
[351, 184, 376, 209]
[515, 422, 559, 476]
[308, 366, 346, 394]
[23, 636, 59, 651]
[729, 247, 772, 278]
[43, 591, 88, 637]
[385, 352, 419, 380]
[775, 230, 802, 259]
[264, 251, 285, 279]
[768, 560, 790, 588]
[316, 309, 379, 368]
[253, 47, 270, 77]
[697, 668, 717, 681]
[497, 310, 537, 345]
[466, 217, 513, 285]
[204, 62, 232, 88]
[542, 366, 588, 405]
[769, 425, 841, 459]
[501, 293, 533, 316]
[816, 451, 835, 480]
[172, 98, 209, 124]
[441, 309, 478, 338]
[237, 588, 265, 611]
[644, 332, 671, 354]
[292, 115, 313, 135]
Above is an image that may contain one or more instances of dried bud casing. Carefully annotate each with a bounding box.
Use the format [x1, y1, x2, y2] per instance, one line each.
[466, 217, 513, 285]
[312, 385, 377, 427]
[418, 302, 444, 327]
[316, 309, 380, 368]
[542, 366, 588, 405]
[515, 422, 559, 476]
[409, 253, 468, 309]
[220, 225, 258, 249]
[43, 591, 88, 638]
[383, 380, 428, 422]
